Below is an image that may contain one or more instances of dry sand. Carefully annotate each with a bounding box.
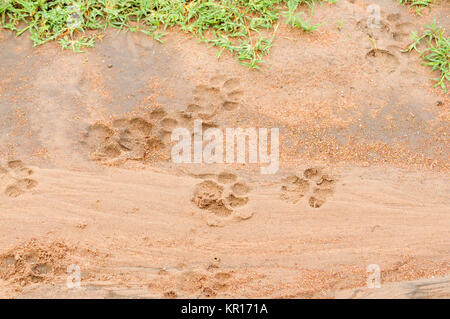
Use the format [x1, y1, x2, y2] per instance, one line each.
[0, 0, 448, 298]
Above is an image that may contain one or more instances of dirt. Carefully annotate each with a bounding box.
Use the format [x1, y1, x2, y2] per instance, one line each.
[0, 0, 449, 298]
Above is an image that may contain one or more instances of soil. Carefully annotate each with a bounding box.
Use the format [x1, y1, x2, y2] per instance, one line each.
[0, 0, 449, 298]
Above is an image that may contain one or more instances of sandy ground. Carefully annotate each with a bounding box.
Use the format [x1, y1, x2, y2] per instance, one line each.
[0, 0, 449, 298]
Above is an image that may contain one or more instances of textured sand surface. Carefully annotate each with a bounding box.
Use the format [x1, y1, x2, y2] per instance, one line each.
[0, 0, 448, 298]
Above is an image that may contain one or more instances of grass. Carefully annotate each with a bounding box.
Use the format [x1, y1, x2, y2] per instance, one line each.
[282, 0, 321, 33]
[2, 1, 446, 91]
[398, 1, 449, 91]
[399, 0, 433, 14]
[403, 20, 449, 91]
[0, 0, 335, 69]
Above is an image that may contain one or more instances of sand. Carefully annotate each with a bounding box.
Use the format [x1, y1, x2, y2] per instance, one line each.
[0, 0, 449, 298]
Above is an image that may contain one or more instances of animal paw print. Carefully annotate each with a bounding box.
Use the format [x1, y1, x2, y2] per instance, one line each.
[308, 173, 336, 209]
[280, 168, 336, 208]
[159, 266, 235, 298]
[191, 172, 252, 224]
[82, 107, 184, 163]
[191, 75, 244, 115]
[0, 160, 38, 198]
[357, 11, 414, 45]
[83, 100, 224, 165]
[0, 240, 70, 285]
[365, 48, 399, 73]
[385, 13, 415, 45]
[357, 12, 416, 74]
[174, 76, 243, 135]
[280, 175, 310, 204]
[82, 75, 243, 165]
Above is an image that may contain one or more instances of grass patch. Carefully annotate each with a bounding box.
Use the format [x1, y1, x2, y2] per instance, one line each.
[403, 20, 449, 91]
[399, 0, 433, 14]
[0, 0, 335, 68]
[283, 0, 322, 33]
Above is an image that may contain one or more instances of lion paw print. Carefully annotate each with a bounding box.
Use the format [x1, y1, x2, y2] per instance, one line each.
[280, 168, 336, 208]
[190, 75, 244, 115]
[165, 75, 244, 135]
[159, 265, 235, 298]
[83, 106, 221, 165]
[82, 75, 243, 165]
[191, 172, 252, 225]
[174, 76, 243, 135]
[357, 12, 418, 74]
[82, 106, 188, 164]
[0, 160, 38, 198]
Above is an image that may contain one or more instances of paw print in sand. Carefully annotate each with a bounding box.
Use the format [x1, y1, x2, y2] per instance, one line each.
[0, 240, 71, 285]
[82, 108, 182, 164]
[174, 75, 243, 133]
[281, 168, 336, 208]
[190, 75, 244, 115]
[191, 172, 252, 225]
[0, 160, 38, 198]
[82, 75, 243, 165]
[280, 175, 310, 204]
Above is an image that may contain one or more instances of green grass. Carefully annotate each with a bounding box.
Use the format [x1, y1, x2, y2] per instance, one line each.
[399, 0, 433, 7]
[282, 0, 321, 33]
[0, 0, 334, 69]
[399, 0, 433, 14]
[403, 20, 449, 91]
